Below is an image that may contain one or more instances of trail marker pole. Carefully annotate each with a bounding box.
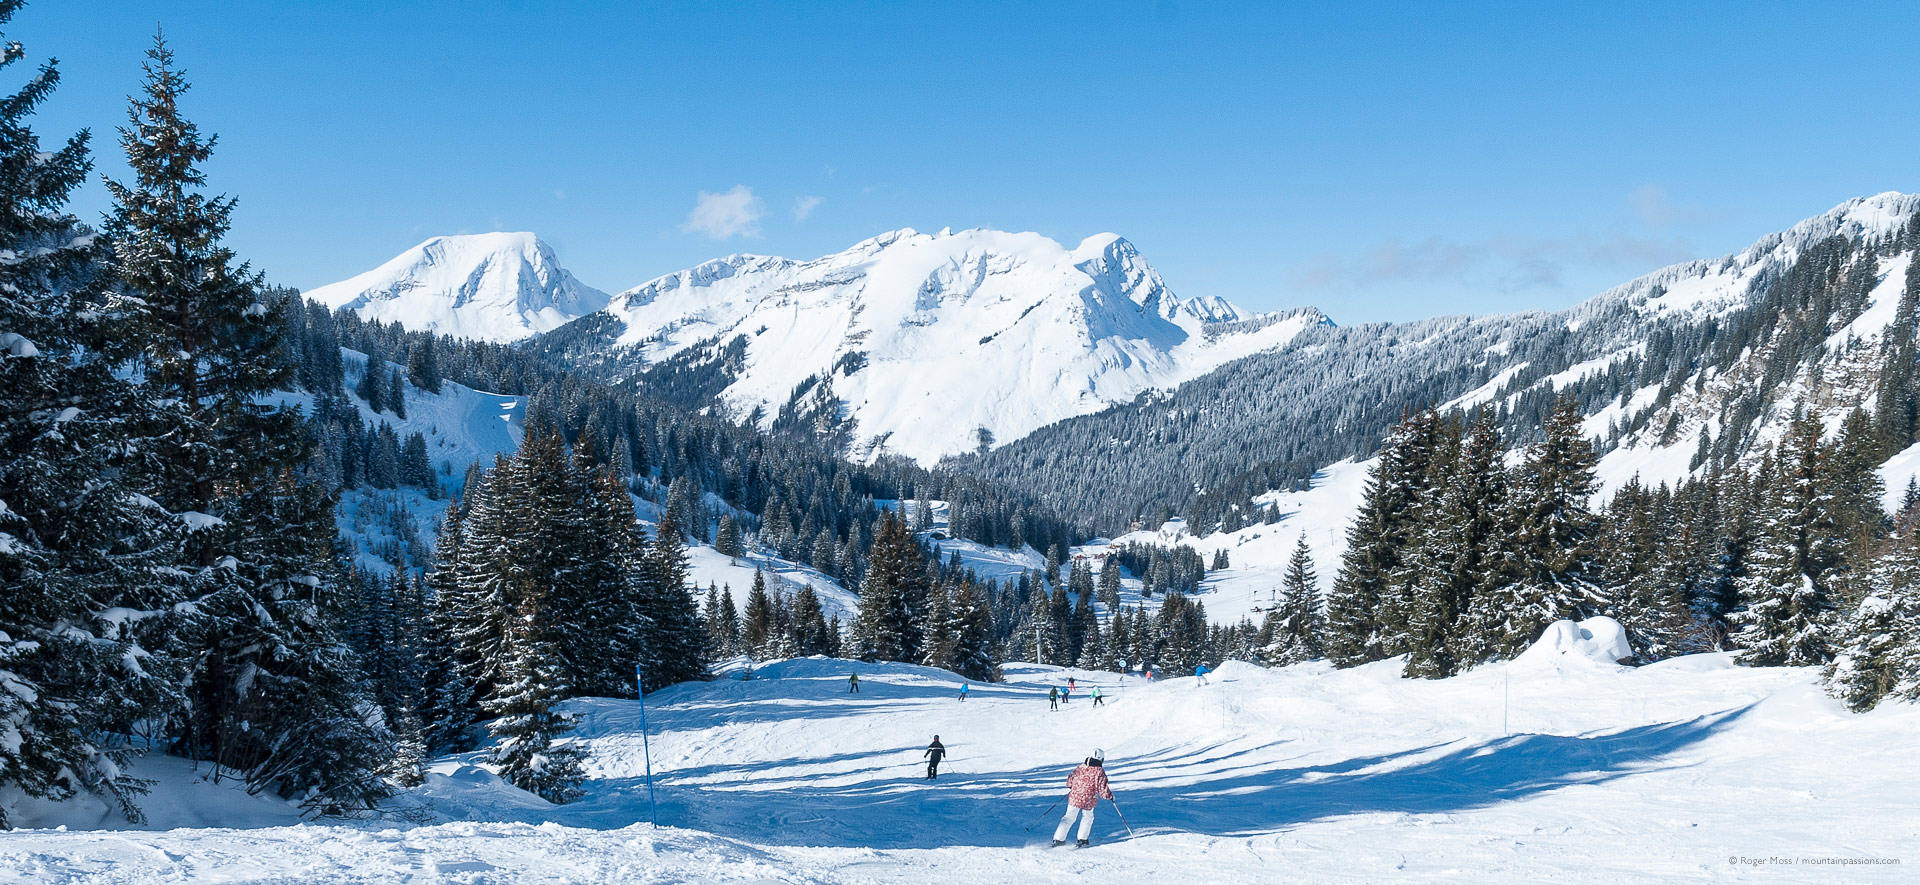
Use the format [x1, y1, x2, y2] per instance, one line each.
[1503, 668, 1510, 736]
[636, 664, 659, 827]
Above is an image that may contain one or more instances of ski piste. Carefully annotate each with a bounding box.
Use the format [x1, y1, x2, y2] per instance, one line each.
[12, 640, 1916, 882]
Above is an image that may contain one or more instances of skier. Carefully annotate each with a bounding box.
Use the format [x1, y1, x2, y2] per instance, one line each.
[959, 682, 969, 702]
[848, 673, 860, 694]
[1049, 686, 1059, 711]
[1068, 676, 1076, 693]
[924, 735, 946, 780]
[1145, 669, 1155, 683]
[1062, 683, 1071, 705]
[1051, 749, 1114, 848]
[1195, 663, 1210, 686]
[1091, 685, 1104, 707]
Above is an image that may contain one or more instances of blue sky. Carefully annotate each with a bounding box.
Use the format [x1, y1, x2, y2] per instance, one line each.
[18, 1, 1920, 322]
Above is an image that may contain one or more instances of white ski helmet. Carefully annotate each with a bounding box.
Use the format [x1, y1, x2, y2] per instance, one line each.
[1091, 748, 1105, 762]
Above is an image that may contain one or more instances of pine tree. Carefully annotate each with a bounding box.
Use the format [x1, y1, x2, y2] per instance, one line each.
[484, 614, 586, 804]
[1732, 419, 1842, 666]
[787, 585, 830, 656]
[1825, 539, 1920, 711]
[635, 512, 707, 689]
[948, 578, 999, 682]
[356, 358, 384, 413]
[854, 511, 926, 662]
[106, 35, 390, 807]
[743, 569, 774, 658]
[919, 583, 960, 671]
[421, 499, 478, 753]
[1265, 534, 1326, 665]
[1326, 409, 1440, 666]
[1462, 398, 1608, 661]
[406, 339, 441, 395]
[387, 367, 407, 420]
[0, 4, 179, 824]
[570, 456, 645, 698]
[715, 514, 744, 560]
[1097, 556, 1123, 609]
[717, 585, 741, 657]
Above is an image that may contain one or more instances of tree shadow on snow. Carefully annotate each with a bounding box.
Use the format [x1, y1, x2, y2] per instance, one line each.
[561, 704, 1754, 848]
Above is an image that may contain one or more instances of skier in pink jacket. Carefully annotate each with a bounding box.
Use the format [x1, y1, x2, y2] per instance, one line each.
[1051, 749, 1114, 847]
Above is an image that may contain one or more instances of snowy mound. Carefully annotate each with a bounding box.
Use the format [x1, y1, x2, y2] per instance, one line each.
[307, 232, 609, 342]
[1513, 617, 1633, 669]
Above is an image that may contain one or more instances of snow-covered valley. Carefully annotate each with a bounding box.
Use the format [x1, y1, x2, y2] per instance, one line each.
[6, 633, 1912, 883]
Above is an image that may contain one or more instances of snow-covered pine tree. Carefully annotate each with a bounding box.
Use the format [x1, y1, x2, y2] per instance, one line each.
[701, 583, 725, 659]
[1264, 534, 1327, 666]
[105, 35, 390, 807]
[788, 585, 831, 657]
[715, 514, 744, 560]
[1403, 413, 1503, 675]
[571, 451, 645, 698]
[1024, 582, 1061, 665]
[355, 354, 385, 414]
[1326, 409, 1441, 666]
[947, 578, 998, 681]
[854, 511, 926, 663]
[1075, 615, 1107, 670]
[0, 3, 180, 824]
[1154, 591, 1209, 676]
[173, 474, 395, 812]
[1825, 539, 1920, 711]
[717, 585, 742, 656]
[1373, 409, 1452, 658]
[743, 569, 774, 658]
[1731, 419, 1842, 666]
[1602, 479, 1697, 662]
[1097, 556, 1122, 609]
[406, 339, 441, 395]
[919, 582, 960, 671]
[635, 511, 708, 690]
[483, 612, 586, 804]
[1461, 397, 1608, 662]
[421, 499, 478, 753]
[387, 367, 407, 420]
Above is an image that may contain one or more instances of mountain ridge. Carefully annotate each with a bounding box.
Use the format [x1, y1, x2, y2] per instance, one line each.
[305, 232, 610, 343]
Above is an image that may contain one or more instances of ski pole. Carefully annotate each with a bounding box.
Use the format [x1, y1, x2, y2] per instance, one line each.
[1024, 797, 1064, 832]
[1107, 796, 1135, 837]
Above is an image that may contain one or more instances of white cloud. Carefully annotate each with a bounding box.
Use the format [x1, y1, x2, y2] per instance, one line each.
[1628, 185, 1709, 230]
[1291, 233, 1695, 295]
[681, 185, 765, 240]
[792, 195, 825, 221]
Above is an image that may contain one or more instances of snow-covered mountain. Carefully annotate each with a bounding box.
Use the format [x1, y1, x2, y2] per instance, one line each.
[540, 228, 1325, 464]
[968, 192, 1920, 544]
[306, 232, 610, 342]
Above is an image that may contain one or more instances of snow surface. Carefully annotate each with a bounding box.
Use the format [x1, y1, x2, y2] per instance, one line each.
[306, 233, 610, 342]
[7, 640, 1914, 882]
[597, 228, 1324, 465]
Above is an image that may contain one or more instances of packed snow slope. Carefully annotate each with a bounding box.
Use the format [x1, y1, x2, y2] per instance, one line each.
[547, 227, 1327, 464]
[306, 233, 610, 342]
[7, 632, 1914, 883]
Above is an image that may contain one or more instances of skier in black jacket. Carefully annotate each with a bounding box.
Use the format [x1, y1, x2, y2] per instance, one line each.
[924, 736, 946, 780]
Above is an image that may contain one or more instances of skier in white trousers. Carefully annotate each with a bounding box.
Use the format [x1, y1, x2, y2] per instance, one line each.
[1052, 749, 1114, 847]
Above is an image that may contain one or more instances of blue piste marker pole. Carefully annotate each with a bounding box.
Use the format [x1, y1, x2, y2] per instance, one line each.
[636, 663, 658, 827]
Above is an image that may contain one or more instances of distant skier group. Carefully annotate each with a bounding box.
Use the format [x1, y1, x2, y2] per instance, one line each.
[849, 668, 1153, 846]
